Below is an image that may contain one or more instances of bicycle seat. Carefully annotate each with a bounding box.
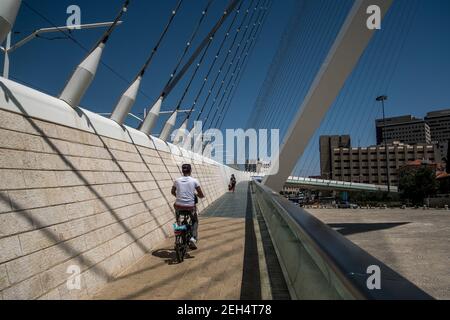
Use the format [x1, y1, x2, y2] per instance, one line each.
[175, 204, 196, 210]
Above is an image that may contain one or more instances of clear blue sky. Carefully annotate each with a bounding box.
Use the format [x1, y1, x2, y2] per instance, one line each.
[7, 0, 292, 131]
[297, 0, 450, 176]
[245, 0, 450, 176]
[4, 0, 450, 176]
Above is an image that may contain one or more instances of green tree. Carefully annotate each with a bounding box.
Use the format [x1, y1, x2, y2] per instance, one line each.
[399, 166, 438, 205]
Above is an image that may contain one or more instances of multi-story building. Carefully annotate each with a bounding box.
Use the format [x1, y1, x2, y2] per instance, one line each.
[245, 159, 271, 174]
[425, 109, 450, 158]
[329, 142, 439, 186]
[319, 135, 351, 180]
[376, 115, 431, 145]
[319, 108, 448, 186]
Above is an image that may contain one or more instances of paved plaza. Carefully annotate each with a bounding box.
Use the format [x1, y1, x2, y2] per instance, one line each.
[309, 208, 450, 299]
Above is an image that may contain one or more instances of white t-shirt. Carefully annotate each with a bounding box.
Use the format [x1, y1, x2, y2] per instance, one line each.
[174, 176, 200, 207]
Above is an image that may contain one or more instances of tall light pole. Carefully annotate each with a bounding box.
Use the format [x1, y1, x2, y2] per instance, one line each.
[376, 95, 391, 193]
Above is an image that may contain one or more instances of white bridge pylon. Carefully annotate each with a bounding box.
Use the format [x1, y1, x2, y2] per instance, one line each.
[263, 0, 394, 192]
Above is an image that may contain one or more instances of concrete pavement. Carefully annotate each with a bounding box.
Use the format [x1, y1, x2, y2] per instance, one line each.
[308, 208, 450, 300]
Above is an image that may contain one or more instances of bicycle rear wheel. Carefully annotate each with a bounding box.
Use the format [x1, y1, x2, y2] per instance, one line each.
[175, 236, 184, 263]
[175, 246, 184, 263]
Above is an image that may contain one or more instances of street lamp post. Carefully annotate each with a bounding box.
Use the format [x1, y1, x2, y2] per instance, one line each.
[376, 95, 391, 193]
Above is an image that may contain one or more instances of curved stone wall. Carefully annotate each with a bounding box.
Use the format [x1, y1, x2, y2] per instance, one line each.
[0, 78, 247, 300]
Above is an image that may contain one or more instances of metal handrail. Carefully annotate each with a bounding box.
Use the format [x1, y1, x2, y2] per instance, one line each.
[253, 180, 433, 300]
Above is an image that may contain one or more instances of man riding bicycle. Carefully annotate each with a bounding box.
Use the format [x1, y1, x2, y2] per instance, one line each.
[171, 164, 205, 249]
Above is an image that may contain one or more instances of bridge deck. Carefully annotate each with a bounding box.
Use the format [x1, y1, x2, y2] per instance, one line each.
[93, 182, 288, 300]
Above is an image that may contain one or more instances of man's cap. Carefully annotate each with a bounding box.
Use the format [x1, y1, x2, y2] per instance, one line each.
[182, 164, 192, 174]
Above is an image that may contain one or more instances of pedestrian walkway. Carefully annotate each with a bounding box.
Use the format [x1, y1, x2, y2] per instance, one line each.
[93, 182, 288, 300]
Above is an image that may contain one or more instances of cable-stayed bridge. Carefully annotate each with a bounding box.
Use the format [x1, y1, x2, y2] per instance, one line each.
[0, 0, 447, 300]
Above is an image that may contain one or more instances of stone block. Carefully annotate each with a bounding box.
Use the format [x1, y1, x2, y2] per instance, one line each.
[5, 251, 45, 285]
[45, 138, 70, 155]
[0, 235, 24, 263]
[65, 200, 96, 220]
[117, 246, 135, 271]
[38, 288, 61, 300]
[0, 264, 10, 291]
[0, 128, 26, 150]
[2, 274, 43, 300]
[136, 146, 159, 157]
[0, 110, 27, 132]
[26, 152, 68, 171]
[0, 191, 11, 213]
[0, 169, 26, 190]
[55, 171, 85, 187]
[118, 161, 148, 173]
[22, 170, 58, 189]
[57, 280, 88, 300]
[83, 243, 110, 267]
[110, 149, 142, 163]
[28, 205, 69, 229]
[142, 155, 163, 165]
[0, 211, 33, 236]
[19, 228, 60, 255]
[83, 268, 108, 297]
[0, 149, 24, 169]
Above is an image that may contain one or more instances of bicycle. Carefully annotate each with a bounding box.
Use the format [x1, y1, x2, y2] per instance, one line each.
[173, 208, 196, 263]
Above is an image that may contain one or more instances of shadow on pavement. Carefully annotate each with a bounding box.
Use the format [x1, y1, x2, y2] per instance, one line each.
[328, 222, 410, 236]
[152, 249, 195, 265]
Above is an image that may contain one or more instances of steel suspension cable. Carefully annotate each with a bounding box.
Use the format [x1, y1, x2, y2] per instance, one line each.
[218, 0, 273, 130]
[22, 0, 160, 101]
[165, 1, 244, 122]
[155, 0, 212, 93]
[203, 0, 261, 129]
[260, 0, 313, 131]
[194, 0, 257, 123]
[136, 0, 186, 79]
[357, 1, 419, 146]
[292, 1, 354, 177]
[91, 0, 131, 51]
[301, 1, 416, 178]
[170, 37, 215, 116]
[269, 0, 334, 135]
[324, 1, 412, 141]
[212, 0, 271, 130]
[162, 0, 243, 99]
[22, 1, 158, 100]
[255, 0, 318, 132]
[205, 0, 262, 128]
[218, 3, 271, 130]
[180, 0, 245, 125]
[109, 0, 185, 124]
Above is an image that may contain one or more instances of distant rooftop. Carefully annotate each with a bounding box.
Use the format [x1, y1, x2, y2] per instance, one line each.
[425, 109, 450, 118]
[375, 115, 424, 127]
